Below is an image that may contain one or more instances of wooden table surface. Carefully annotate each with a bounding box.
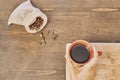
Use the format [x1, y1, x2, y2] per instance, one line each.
[0, 0, 120, 80]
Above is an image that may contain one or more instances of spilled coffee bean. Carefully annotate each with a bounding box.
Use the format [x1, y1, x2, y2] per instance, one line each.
[39, 32, 46, 45]
[53, 34, 58, 40]
[52, 31, 58, 40]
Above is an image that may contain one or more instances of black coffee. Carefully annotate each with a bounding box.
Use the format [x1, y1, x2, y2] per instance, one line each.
[70, 45, 90, 63]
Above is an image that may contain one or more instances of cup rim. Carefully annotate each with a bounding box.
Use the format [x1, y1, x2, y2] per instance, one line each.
[68, 40, 94, 66]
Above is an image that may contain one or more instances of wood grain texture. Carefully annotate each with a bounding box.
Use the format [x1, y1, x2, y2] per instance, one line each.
[92, 43, 120, 80]
[66, 43, 120, 80]
[0, 42, 120, 80]
[0, 0, 120, 80]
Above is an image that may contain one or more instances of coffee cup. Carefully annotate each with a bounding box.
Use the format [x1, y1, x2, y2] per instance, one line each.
[68, 40, 102, 66]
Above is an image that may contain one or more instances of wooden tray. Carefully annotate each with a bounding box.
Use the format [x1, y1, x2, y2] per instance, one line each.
[66, 43, 120, 80]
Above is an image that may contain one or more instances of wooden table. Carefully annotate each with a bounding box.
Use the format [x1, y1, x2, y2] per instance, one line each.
[0, 0, 120, 80]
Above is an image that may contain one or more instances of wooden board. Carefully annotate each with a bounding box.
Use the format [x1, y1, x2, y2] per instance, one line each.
[0, 0, 120, 80]
[66, 43, 120, 80]
[92, 43, 120, 80]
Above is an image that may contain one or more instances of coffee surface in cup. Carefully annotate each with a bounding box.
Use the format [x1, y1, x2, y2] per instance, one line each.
[70, 45, 90, 63]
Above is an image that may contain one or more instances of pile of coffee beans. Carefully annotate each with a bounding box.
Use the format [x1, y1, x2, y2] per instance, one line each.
[29, 17, 44, 31]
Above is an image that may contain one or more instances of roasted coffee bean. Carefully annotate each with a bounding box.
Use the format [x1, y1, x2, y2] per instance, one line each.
[29, 17, 44, 31]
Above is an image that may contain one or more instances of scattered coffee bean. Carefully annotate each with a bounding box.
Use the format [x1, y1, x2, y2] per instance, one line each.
[53, 34, 58, 40]
[51, 31, 58, 40]
[39, 32, 47, 45]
